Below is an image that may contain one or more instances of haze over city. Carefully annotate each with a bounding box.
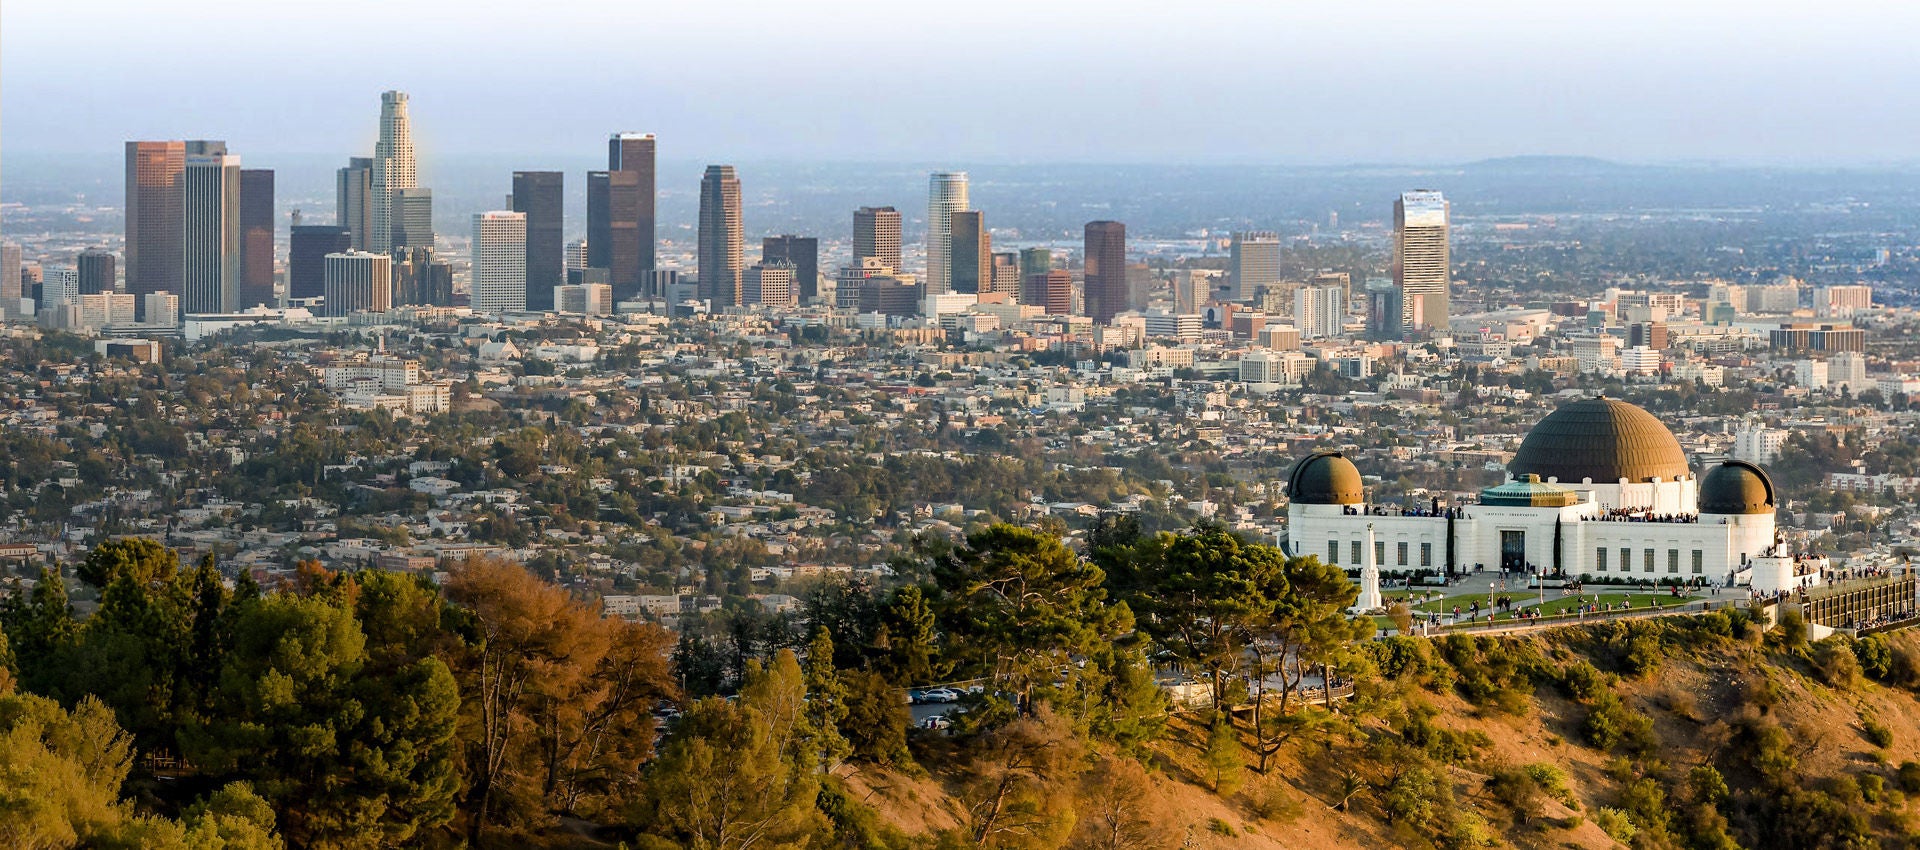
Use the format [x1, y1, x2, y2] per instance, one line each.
[6, 0, 1919, 164]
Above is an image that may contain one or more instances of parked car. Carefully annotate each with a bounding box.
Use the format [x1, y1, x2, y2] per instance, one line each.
[908, 689, 930, 704]
[921, 714, 952, 731]
[922, 688, 960, 703]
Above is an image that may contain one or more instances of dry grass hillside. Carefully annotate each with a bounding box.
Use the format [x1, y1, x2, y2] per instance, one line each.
[838, 614, 1920, 849]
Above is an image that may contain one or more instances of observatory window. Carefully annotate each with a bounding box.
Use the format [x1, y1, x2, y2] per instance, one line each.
[1421, 543, 1432, 567]
[1668, 549, 1680, 573]
[1397, 542, 1408, 566]
[1351, 541, 1362, 564]
[1375, 541, 1386, 566]
[1597, 548, 1608, 572]
[1692, 550, 1703, 574]
[1643, 549, 1655, 573]
[1329, 542, 1339, 565]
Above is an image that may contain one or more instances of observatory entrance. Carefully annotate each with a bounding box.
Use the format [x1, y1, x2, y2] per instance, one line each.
[1500, 530, 1526, 571]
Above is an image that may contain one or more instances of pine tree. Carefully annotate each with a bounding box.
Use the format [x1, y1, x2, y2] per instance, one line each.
[804, 627, 852, 770]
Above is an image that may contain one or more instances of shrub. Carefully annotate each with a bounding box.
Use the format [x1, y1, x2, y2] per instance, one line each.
[1593, 808, 1638, 843]
[1856, 634, 1894, 681]
[1206, 818, 1236, 837]
[1860, 773, 1886, 804]
[1582, 691, 1656, 754]
[1776, 609, 1808, 648]
[1485, 765, 1545, 825]
[1863, 718, 1895, 749]
[1246, 777, 1305, 823]
[1812, 637, 1861, 690]
[1559, 660, 1611, 703]
[1897, 762, 1920, 794]
[1526, 763, 1576, 807]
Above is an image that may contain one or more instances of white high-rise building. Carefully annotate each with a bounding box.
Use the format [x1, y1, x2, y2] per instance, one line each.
[42, 267, 79, 308]
[564, 239, 589, 272]
[183, 143, 241, 314]
[1794, 359, 1829, 389]
[369, 91, 417, 254]
[323, 251, 393, 316]
[1394, 190, 1450, 330]
[1295, 284, 1345, 339]
[0, 243, 20, 304]
[554, 283, 612, 316]
[1830, 351, 1869, 392]
[144, 292, 181, 328]
[925, 172, 969, 294]
[1733, 424, 1789, 465]
[470, 211, 528, 313]
[1816, 285, 1872, 318]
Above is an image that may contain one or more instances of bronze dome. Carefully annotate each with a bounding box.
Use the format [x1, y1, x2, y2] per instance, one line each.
[1699, 460, 1775, 515]
[1288, 451, 1364, 505]
[1507, 398, 1691, 484]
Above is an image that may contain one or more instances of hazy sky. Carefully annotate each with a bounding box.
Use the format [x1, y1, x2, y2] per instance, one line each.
[4, 0, 1915, 165]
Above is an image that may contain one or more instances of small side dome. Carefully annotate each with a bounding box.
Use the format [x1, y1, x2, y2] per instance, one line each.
[1288, 451, 1364, 505]
[1699, 460, 1775, 515]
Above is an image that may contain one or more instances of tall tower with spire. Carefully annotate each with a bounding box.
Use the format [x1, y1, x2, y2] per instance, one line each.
[369, 91, 417, 254]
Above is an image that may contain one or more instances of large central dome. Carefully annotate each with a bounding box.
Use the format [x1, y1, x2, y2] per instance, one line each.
[1508, 398, 1691, 484]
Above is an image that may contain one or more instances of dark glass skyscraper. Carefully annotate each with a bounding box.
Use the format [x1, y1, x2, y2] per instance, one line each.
[761, 235, 818, 302]
[1083, 220, 1127, 324]
[948, 211, 988, 294]
[698, 165, 743, 306]
[240, 168, 275, 307]
[511, 171, 564, 310]
[609, 133, 656, 274]
[290, 225, 352, 301]
[125, 141, 186, 314]
[336, 157, 372, 250]
[587, 169, 642, 299]
[77, 249, 117, 295]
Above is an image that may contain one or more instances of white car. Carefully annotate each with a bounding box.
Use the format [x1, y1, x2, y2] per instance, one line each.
[922, 688, 960, 703]
[921, 714, 952, 731]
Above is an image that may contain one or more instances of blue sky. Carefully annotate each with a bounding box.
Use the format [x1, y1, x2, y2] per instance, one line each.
[3, 0, 1914, 164]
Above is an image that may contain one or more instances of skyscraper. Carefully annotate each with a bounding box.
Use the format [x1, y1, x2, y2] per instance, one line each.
[989, 252, 1020, 298]
[391, 246, 453, 307]
[511, 171, 564, 310]
[77, 249, 117, 295]
[240, 169, 275, 307]
[393, 188, 433, 251]
[335, 157, 373, 250]
[1365, 278, 1404, 340]
[1026, 270, 1072, 315]
[1229, 231, 1281, 302]
[853, 206, 902, 273]
[290, 225, 352, 301]
[1393, 190, 1450, 331]
[470, 211, 527, 313]
[697, 166, 743, 307]
[761, 235, 819, 302]
[1019, 247, 1052, 286]
[369, 91, 417, 254]
[947, 211, 989, 295]
[926, 172, 969, 293]
[182, 141, 241, 314]
[609, 132, 656, 277]
[745, 262, 797, 309]
[1083, 221, 1127, 324]
[126, 141, 186, 312]
[0, 243, 20, 304]
[322, 250, 391, 316]
[1295, 284, 1345, 339]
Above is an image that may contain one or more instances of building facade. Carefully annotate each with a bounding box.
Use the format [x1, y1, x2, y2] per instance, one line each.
[470, 211, 528, 313]
[925, 172, 969, 294]
[697, 165, 743, 306]
[239, 168, 275, 307]
[511, 171, 564, 311]
[322, 251, 392, 316]
[369, 91, 417, 254]
[1393, 190, 1450, 331]
[853, 206, 902, 274]
[1082, 221, 1126, 324]
[762, 235, 819, 302]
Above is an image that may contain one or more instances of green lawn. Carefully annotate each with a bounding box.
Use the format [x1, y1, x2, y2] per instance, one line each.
[1530, 592, 1699, 617]
[1390, 591, 1504, 615]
